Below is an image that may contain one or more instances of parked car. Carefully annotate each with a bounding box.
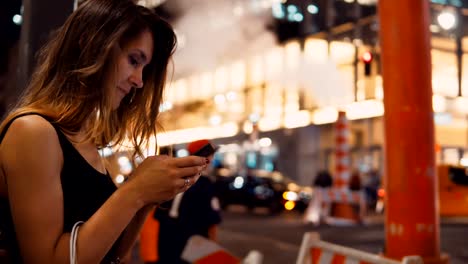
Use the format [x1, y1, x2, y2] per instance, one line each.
[213, 169, 312, 214]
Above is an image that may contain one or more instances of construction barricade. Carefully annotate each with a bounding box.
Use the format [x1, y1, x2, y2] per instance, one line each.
[304, 188, 366, 225]
[296, 232, 423, 264]
[181, 235, 263, 264]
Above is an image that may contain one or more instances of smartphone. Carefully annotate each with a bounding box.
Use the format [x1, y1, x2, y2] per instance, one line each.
[192, 144, 216, 157]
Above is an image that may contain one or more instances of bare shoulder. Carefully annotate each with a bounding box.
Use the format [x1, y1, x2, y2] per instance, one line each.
[2, 115, 59, 145]
[0, 115, 62, 174]
[7, 114, 56, 134]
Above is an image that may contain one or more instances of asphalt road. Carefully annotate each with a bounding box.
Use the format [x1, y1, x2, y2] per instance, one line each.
[218, 207, 468, 264]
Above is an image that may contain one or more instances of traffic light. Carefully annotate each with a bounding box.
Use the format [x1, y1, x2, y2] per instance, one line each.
[361, 51, 373, 76]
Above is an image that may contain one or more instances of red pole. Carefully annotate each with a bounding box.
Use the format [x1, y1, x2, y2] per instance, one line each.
[378, 1, 448, 263]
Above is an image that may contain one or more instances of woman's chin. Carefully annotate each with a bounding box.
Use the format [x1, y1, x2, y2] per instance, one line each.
[112, 100, 122, 110]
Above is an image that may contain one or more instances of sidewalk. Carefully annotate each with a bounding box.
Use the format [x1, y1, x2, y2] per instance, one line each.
[362, 213, 468, 226]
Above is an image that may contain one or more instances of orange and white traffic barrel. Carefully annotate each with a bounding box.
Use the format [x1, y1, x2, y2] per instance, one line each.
[330, 111, 359, 221]
[334, 111, 350, 188]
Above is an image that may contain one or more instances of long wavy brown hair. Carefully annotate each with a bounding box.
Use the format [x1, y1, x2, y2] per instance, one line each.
[0, 0, 177, 157]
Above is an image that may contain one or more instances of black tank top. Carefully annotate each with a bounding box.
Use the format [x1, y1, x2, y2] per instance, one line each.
[0, 113, 122, 263]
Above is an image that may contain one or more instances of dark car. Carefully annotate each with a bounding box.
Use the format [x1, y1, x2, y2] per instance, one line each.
[214, 169, 312, 214]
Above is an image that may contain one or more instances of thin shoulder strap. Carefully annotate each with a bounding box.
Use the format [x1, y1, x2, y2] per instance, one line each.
[0, 113, 54, 144]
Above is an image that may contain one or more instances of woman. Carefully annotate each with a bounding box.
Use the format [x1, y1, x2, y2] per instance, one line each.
[0, 0, 206, 263]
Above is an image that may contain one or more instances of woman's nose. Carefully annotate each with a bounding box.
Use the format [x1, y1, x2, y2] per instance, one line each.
[129, 69, 144, 88]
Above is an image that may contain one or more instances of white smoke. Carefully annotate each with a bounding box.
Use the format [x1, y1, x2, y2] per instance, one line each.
[167, 0, 279, 79]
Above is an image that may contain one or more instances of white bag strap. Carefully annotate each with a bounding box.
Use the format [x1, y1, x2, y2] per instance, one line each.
[169, 192, 184, 218]
[70, 221, 84, 264]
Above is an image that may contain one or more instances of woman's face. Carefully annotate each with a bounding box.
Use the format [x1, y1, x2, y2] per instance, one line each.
[112, 30, 154, 109]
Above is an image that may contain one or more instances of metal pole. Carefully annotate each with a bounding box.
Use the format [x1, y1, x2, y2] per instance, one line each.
[353, 0, 362, 102]
[378, 0, 448, 262]
[13, 0, 74, 106]
[325, 0, 334, 55]
[455, 6, 463, 97]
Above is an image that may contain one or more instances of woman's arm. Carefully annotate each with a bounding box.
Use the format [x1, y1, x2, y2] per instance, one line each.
[2, 116, 145, 263]
[2, 116, 205, 263]
[114, 204, 155, 261]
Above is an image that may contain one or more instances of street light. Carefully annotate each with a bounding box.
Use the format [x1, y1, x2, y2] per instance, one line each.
[437, 9, 457, 30]
[12, 14, 22, 25]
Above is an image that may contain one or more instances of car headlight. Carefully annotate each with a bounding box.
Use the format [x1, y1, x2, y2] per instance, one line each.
[284, 200, 296, 210]
[282, 191, 299, 201]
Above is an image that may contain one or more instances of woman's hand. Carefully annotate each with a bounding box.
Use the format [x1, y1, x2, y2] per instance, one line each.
[127, 155, 207, 205]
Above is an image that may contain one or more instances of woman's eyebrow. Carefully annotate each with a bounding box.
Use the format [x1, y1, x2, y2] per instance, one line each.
[133, 49, 148, 64]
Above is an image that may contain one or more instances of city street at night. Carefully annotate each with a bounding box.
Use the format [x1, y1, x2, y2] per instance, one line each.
[218, 208, 468, 264]
[2, 0, 468, 263]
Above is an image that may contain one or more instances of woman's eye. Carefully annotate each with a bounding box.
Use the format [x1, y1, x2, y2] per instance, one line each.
[129, 56, 140, 67]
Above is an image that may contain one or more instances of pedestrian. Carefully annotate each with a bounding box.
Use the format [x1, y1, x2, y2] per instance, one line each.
[363, 169, 381, 209]
[313, 170, 333, 188]
[349, 170, 362, 191]
[0, 0, 207, 263]
[147, 139, 222, 264]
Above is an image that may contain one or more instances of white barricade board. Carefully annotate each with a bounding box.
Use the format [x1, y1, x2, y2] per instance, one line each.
[296, 232, 423, 264]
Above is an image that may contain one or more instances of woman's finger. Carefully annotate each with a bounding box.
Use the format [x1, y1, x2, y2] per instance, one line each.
[192, 173, 201, 183]
[174, 166, 203, 179]
[179, 176, 194, 190]
[168, 156, 206, 168]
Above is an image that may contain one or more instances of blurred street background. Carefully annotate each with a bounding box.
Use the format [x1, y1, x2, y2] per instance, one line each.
[2, 0, 468, 263]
